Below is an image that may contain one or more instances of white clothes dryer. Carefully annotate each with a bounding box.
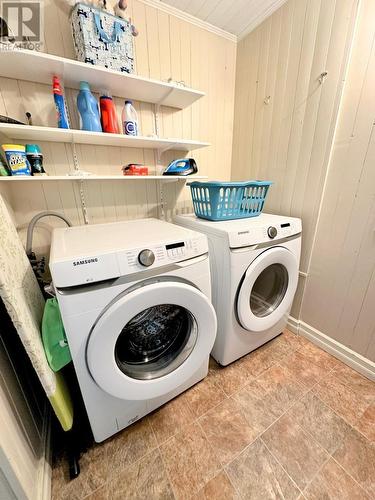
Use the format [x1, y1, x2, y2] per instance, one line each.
[49, 218, 216, 442]
[174, 213, 301, 366]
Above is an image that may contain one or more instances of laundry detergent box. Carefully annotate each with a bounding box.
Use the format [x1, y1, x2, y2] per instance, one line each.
[2, 144, 31, 175]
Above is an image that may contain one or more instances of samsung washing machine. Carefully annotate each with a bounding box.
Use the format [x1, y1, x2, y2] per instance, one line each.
[49, 218, 216, 442]
[174, 213, 301, 366]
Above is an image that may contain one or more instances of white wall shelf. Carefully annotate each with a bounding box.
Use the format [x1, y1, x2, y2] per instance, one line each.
[0, 124, 210, 151]
[0, 175, 207, 182]
[0, 49, 204, 109]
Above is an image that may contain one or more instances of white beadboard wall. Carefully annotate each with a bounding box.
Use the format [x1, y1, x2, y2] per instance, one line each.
[0, 0, 236, 256]
[232, 0, 375, 363]
[231, 0, 358, 276]
[300, 0, 375, 362]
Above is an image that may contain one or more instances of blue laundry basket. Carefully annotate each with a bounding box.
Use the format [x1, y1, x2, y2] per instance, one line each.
[188, 180, 272, 221]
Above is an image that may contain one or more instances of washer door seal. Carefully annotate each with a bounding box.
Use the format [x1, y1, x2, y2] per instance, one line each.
[86, 281, 216, 400]
[237, 247, 298, 332]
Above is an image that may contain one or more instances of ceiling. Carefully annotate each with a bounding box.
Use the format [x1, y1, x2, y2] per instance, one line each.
[159, 0, 287, 38]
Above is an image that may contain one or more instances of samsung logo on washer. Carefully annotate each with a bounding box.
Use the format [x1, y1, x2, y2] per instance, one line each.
[73, 258, 99, 267]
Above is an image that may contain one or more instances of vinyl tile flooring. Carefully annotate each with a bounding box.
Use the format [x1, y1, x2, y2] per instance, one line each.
[51, 330, 375, 500]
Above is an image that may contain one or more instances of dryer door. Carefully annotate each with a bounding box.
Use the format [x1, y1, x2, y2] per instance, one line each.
[86, 280, 216, 400]
[237, 247, 298, 332]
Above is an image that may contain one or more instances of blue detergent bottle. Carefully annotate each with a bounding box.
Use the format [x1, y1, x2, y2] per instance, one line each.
[77, 81, 102, 132]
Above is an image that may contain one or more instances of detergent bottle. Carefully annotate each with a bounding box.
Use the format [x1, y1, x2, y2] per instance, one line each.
[100, 93, 119, 134]
[77, 82, 102, 132]
[122, 100, 138, 136]
[52, 76, 70, 129]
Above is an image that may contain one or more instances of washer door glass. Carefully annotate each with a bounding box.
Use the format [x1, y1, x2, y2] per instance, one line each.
[115, 304, 197, 380]
[86, 280, 217, 401]
[237, 247, 298, 332]
[250, 263, 289, 317]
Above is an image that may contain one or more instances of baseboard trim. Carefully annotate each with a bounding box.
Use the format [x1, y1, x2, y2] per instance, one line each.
[286, 316, 299, 334]
[35, 403, 51, 500]
[288, 316, 375, 381]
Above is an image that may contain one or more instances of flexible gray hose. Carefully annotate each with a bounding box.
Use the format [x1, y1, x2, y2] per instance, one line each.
[26, 211, 73, 256]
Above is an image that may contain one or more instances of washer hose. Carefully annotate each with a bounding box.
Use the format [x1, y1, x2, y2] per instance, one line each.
[26, 211, 72, 257]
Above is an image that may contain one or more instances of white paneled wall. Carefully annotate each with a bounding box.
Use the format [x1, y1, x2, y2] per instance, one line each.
[0, 0, 236, 256]
[232, 0, 375, 363]
[231, 0, 358, 273]
[301, 0, 375, 361]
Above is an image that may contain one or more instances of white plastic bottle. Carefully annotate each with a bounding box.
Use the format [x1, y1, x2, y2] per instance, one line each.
[122, 100, 138, 136]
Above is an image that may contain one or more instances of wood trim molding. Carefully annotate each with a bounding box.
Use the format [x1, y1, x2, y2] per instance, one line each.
[0, 447, 27, 500]
[237, 0, 288, 40]
[287, 316, 375, 381]
[286, 315, 300, 335]
[35, 404, 51, 500]
[139, 0, 238, 42]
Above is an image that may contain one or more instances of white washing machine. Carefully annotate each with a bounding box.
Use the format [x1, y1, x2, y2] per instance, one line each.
[49, 218, 216, 442]
[174, 213, 301, 366]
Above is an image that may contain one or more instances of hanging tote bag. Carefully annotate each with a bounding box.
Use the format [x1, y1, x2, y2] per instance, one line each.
[71, 3, 135, 73]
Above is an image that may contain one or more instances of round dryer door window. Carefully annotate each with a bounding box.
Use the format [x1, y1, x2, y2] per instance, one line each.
[237, 247, 298, 332]
[250, 263, 289, 317]
[86, 281, 216, 401]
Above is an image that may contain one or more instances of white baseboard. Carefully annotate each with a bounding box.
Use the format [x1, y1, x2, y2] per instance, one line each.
[35, 404, 51, 500]
[288, 316, 375, 381]
[286, 316, 300, 334]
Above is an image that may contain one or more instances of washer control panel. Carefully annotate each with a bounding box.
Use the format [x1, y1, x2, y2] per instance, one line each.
[50, 219, 209, 287]
[138, 249, 155, 267]
[166, 241, 186, 259]
[118, 235, 207, 273]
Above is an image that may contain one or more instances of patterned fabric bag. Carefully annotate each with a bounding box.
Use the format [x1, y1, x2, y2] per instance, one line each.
[71, 2, 134, 73]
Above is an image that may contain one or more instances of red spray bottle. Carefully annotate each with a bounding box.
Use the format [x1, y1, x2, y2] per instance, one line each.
[99, 93, 119, 133]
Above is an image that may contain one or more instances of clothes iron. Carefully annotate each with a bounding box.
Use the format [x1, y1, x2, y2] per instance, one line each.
[163, 158, 198, 176]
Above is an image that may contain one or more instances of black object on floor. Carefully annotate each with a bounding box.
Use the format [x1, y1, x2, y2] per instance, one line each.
[52, 362, 94, 480]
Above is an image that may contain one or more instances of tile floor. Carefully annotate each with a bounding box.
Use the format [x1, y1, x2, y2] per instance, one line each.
[52, 330, 375, 499]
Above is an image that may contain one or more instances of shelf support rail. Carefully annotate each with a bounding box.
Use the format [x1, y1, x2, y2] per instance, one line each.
[71, 141, 90, 225]
[154, 103, 161, 139]
[153, 87, 175, 144]
[78, 179, 89, 225]
[71, 142, 80, 173]
[158, 179, 166, 221]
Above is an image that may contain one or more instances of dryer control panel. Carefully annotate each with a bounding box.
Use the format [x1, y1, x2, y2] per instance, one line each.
[228, 217, 302, 248]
